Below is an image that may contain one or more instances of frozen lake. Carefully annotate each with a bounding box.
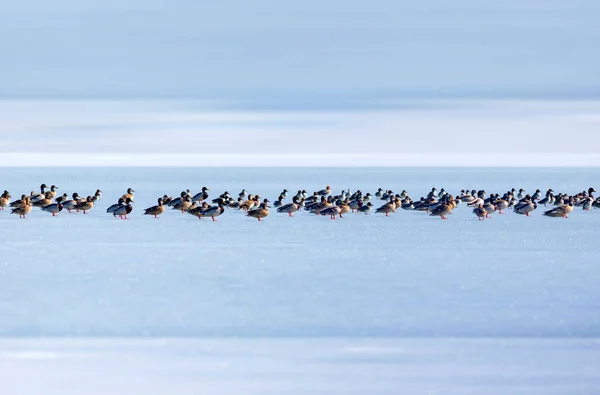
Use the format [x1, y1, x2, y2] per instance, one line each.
[1, 167, 599, 394]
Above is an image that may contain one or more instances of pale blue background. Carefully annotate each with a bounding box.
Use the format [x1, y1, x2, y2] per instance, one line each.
[1, 0, 599, 104]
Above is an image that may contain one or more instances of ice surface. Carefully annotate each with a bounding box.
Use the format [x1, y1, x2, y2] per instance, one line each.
[1, 338, 599, 395]
[1, 167, 599, 393]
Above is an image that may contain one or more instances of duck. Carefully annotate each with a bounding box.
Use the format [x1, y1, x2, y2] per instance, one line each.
[9, 194, 29, 208]
[358, 202, 373, 214]
[143, 198, 165, 218]
[171, 196, 192, 213]
[320, 205, 342, 220]
[494, 196, 510, 214]
[582, 194, 594, 211]
[75, 196, 94, 214]
[30, 184, 48, 203]
[517, 189, 526, 200]
[107, 198, 125, 214]
[273, 195, 285, 208]
[514, 197, 537, 216]
[239, 189, 248, 200]
[121, 188, 135, 201]
[246, 200, 269, 221]
[113, 197, 133, 219]
[201, 204, 225, 221]
[401, 198, 414, 210]
[91, 189, 103, 204]
[482, 201, 496, 218]
[188, 202, 210, 219]
[240, 195, 258, 212]
[169, 191, 189, 207]
[317, 186, 331, 196]
[62, 193, 82, 213]
[48, 185, 59, 199]
[192, 187, 210, 202]
[277, 196, 301, 217]
[348, 199, 363, 213]
[32, 192, 54, 208]
[41, 202, 64, 216]
[426, 188, 438, 200]
[538, 190, 554, 206]
[280, 189, 288, 199]
[55, 193, 69, 204]
[375, 198, 396, 217]
[429, 199, 451, 220]
[544, 197, 574, 218]
[0, 191, 10, 210]
[10, 197, 32, 218]
[338, 201, 351, 218]
[472, 203, 487, 220]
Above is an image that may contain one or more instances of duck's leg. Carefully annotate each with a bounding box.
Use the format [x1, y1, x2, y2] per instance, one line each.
[212, 216, 218, 221]
[385, 212, 389, 217]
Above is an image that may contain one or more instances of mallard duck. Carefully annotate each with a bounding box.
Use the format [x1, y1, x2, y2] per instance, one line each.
[317, 186, 331, 196]
[240, 195, 258, 212]
[75, 196, 94, 214]
[430, 201, 451, 220]
[338, 201, 351, 218]
[91, 189, 102, 204]
[320, 205, 341, 220]
[11, 197, 32, 218]
[107, 198, 125, 214]
[348, 199, 363, 212]
[514, 197, 537, 216]
[143, 198, 165, 218]
[55, 193, 69, 204]
[201, 204, 225, 221]
[192, 187, 210, 202]
[473, 204, 487, 220]
[0, 191, 10, 210]
[494, 196, 509, 214]
[32, 192, 53, 207]
[246, 200, 269, 221]
[121, 188, 135, 201]
[358, 202, 373, 214]
[375, 198, 396, 216]
[277, 196, 301, 217]
[273, 195, 285, 208]
[62, 193, 82, 213]
[41, 202, 63, 216]
[544, 197, 574, 218]
[113, 198, 133, 219]
[171, 197, 192, 213]
[30, 184, 48, 203]
[48, 185, 59, 199]
[188, 202, 210, 219]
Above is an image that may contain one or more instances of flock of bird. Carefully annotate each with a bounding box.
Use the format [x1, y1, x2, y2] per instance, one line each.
[1, 184, 598, 221]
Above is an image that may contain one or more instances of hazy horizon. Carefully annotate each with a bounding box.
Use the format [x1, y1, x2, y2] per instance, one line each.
[1, 1, 599, 166]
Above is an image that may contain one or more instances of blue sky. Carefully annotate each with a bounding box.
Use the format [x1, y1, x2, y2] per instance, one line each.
[1, 0, 599, 102]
